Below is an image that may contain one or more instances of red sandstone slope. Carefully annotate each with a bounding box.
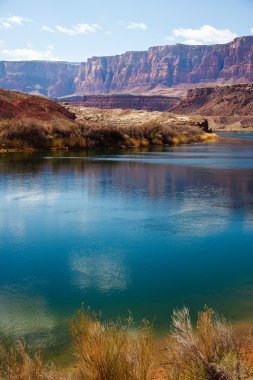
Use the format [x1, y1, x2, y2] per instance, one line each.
[171, 84, 253, 131]
[0, 89, 75, 122]
[171, 84, 253, 116]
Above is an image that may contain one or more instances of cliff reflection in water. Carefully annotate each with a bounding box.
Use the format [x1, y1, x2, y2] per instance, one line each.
[1, 148, 253, 215]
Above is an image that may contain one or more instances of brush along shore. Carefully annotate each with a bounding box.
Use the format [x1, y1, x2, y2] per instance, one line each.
[63, 106, 216, 150]
[1, 306, 253, 380]
[0, 88, 216, 152]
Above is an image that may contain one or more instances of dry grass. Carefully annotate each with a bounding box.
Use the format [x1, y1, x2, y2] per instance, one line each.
[69, 308, 154, 380]
[1, 307, 251, 380]
[164, 307, 251, 380]
[0, 337, 63, 380]
[0, 107, 215, 151]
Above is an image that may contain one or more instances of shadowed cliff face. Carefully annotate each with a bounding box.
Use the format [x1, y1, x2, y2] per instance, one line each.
[0, 61, 79, 97]
[0, 37, 253, 97]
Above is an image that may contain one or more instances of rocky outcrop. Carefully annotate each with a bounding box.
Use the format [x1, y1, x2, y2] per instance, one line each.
[171, 84, 253, 116]
[0, 89, 76, 122]
[0, 36, 253, 97]
[171, 83, 253, 131]
[58, 94, 180, 111]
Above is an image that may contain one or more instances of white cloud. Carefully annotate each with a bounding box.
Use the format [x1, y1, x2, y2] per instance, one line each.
[127, 22, 147, 30]
[0, 15, 30, 29]
[105, 30, 112, 35]
[167, 25, 237, 45]
[41, 25, 55, 33]
[251, 27, 253, 33]
[8, 15, 25, 25]
[56, 23, 101, 36]
[1, 46, 59, 61]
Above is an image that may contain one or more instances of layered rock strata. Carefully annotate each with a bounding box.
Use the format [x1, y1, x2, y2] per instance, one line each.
[0, 36, 253, 97]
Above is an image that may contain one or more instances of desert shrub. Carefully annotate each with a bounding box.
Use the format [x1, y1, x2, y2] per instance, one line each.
[65, 135, 87, 149]
[88, 129, 126, 147]
[51, 121, 74, 138]
[142, 120, 163, 139]
[164, 307, 249, 380]
[1, 120, 50, 148]
[0, 120, 12, 131]
[52, 136, 87, 150]
[52, 138, 67, 150]
[0, 138, 32, 150]
[0, 338, 60, 380]
[69, 308, 154, 380]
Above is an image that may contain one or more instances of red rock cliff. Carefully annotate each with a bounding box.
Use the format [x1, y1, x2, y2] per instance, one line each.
[0, 36, 253, 97]
[75, 36, 253, 94]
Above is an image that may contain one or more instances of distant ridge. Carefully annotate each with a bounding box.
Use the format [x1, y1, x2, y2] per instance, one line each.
[0, 36, 253, 97]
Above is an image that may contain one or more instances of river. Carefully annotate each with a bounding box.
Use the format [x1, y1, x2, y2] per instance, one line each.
[0, 134, 253, 355]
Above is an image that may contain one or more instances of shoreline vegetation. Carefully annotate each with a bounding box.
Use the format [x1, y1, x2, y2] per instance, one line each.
[1, 306, 253, 380]
[0, 108, 216, 153]
[0, 89, 217, 153]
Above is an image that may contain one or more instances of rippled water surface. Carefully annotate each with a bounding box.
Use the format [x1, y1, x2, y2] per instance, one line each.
[1, 134, 253, 352]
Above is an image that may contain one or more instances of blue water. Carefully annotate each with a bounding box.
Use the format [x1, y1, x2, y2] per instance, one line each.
[0, 134, 253, 353]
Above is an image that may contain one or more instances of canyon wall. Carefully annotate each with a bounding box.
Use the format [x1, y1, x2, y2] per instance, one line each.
[0, 61, 79, 97]
[75, 36, 253, 94]
[0, 36, 253, 97]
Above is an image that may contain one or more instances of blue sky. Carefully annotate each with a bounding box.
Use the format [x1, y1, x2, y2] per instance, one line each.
[0, 0, 253, 62]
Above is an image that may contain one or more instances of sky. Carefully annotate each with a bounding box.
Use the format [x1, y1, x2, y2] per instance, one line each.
[0, 0, 253, 62]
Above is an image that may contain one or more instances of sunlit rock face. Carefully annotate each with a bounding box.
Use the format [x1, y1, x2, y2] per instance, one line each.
[75, 36, 253, 94]
[0, 36, 253, 97]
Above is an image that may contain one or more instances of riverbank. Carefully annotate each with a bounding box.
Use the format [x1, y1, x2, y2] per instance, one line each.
[0, 89, 217, 152]
[0, 109, 216, 152]
[1, 307, 253, 380]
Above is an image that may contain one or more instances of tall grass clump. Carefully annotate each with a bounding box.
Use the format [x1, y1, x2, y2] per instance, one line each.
[69, 308, 154, 380]
[1, 120, 50, 149]
[1, 306, 252, 379]
[0, 337, 60, 380]
[165, 306, 249, 380]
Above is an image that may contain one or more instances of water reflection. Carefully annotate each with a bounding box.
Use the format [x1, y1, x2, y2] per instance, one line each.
[71, 250, 129, 293]
[0, 135, 253, 348]
[0, 285, 55, 336]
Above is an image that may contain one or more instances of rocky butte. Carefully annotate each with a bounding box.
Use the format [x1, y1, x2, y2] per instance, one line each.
[0, 36, 253, 97]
